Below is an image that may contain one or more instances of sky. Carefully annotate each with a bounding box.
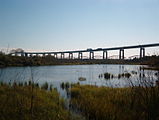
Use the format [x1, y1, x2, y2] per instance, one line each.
[0, 0, 159, 56]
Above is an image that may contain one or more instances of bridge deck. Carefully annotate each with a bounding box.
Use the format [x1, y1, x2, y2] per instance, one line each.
[25, 43, 159, 54]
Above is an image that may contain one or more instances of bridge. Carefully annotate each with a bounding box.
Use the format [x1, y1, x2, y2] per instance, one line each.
[11, 43, 159, 60]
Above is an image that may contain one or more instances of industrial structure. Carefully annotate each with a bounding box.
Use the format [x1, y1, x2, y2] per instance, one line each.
[10, 43, 159, 60]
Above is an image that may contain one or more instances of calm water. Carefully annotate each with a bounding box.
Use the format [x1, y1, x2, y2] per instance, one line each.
[0, 64, 158, 97]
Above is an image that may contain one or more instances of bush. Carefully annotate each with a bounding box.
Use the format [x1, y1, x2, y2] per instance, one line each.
[0, 84, 72, 120]
[70, 85, 159, 120]
[41, 82, 48, 90]
[104, 73, 111, 79]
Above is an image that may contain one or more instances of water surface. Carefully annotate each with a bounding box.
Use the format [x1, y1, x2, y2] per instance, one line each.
[0, 64, 158, 97]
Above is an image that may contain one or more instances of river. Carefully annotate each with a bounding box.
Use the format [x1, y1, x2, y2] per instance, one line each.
[0, 64, 158, 98]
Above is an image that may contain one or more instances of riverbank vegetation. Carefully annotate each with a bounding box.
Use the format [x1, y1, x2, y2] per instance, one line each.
[0, 82, 82, 120]
[0, 52, 159, 67]
[70, 84, 159, 120]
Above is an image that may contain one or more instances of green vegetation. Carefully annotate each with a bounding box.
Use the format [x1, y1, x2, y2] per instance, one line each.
[0, 52, 159, 67]
[99, 72, 132, 80]
[41, 82, 49, 90]
[0, 82, 81, 120]
[70, 84, 159, 120]
[0, 52, 61, 67]
[60, 82, 70, 90]
[0, 52, 159, 120]
[104, 73, 112, 79]
[118, 72, 131, 78]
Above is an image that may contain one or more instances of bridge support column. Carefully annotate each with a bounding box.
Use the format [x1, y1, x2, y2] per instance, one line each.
[122, 49, 124, 59]
[103, 51, 108, 59]
[60, 53, 64, 59]
[42, 53, 45, 57]
[25, 53, 28, 57]
[89, 52, 94, 59]
[21, 52, 24, 57]
[140, 47, 145, 58]
[119, 49, 124, 59]
[78, 52, 83, 59]
[92, 52, 94, 59]
[69, 53, 73, 59]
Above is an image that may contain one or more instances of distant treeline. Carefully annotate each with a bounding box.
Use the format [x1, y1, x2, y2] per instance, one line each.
[0, 52, 159, 67]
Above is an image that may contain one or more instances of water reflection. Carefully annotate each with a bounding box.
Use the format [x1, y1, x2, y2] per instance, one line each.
[0, 65, 158, 95]
[119, 65, 124, 74]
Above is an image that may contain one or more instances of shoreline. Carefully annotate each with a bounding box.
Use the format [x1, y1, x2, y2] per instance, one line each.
[0, 62, 147, 68]
[0, 54, 159, 70]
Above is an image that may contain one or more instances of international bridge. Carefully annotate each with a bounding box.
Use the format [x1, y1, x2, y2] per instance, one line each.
[11, 43, 159, 60]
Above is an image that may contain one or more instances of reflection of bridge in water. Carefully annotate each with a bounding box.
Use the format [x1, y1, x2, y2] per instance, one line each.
[11, 43, 159, 60]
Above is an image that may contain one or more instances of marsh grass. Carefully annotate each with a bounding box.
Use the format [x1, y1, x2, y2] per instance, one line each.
[60, 82, 70, 90]
[70, 84, 159, 120]
[0, 82, 73, 120]
[99, 72, 132, 80]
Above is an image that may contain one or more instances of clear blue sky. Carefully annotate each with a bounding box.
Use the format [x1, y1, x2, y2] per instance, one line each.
[0, 0, 159, 52]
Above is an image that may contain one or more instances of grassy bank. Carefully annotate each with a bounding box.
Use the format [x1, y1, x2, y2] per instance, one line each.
[0, 82, 76, 120]
[0, 52, 159, 67]
[70, 85, 159, 120]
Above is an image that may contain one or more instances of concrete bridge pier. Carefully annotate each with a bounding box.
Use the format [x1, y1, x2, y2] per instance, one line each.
[43, 53, 46, 57]
[140, 47, 145, 58]
[60, 53, 64, 59]
[20, 52, 24, 57]
[25, 53, 28, 57]
[69, 53, 73, 59]
[119, 49, 124, 59]
[103, 50, 108, 59]
[78, 52, 83, 59]
[89, 51, 94, 59]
